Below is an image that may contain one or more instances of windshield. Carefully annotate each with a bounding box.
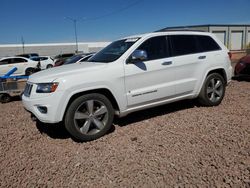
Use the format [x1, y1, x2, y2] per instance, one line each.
[64, 55, 83, 65]
[88, 38, 140, 63]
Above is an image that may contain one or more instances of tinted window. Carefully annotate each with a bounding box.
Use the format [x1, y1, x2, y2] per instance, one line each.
[136, 36, 170, 61]
[170, 35, 199, 56]
[40, 57, 48, 61]
[62, 54, 74, 58]
[196, 35, 221, 52]
[30, 53, 39, 57]
[11, 58, 27, 64]
[64, 55, 83, 65]
[30, 57, 40, 61]
[80, 55, 93, 62]
[0, 59, 9, 65]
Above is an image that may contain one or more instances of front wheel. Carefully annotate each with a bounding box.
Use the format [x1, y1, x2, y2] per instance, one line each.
[198, 73, 226, 106]
[46, 64, 53, 69]
[64, 93, 114, 142]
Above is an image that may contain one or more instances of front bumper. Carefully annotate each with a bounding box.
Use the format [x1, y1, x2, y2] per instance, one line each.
[22, 90, 65, 124]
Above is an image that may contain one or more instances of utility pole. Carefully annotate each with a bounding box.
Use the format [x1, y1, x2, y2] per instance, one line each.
[21, 36, 25, 54]
[65, 17, 79, 53]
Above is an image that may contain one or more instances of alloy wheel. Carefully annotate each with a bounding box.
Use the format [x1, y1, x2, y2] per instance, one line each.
[206, 78, 223, 103]
[73, 99, 109, 135]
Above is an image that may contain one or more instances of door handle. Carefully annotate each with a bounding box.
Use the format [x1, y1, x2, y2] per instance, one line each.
[162, 61, 172, 65]
[198, 56, 206, 59]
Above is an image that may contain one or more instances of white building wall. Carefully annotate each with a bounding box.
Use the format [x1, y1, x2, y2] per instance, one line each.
[229, 26, 245, 51]
[0, 42, 110, 58]
[231, 31, 243, 50]
[247, 29, 250, 47]
[210, 26, 229, 47]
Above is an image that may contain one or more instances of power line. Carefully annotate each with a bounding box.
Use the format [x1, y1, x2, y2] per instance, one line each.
[64, 0, 143, 48]
[78, 0, 143, 22]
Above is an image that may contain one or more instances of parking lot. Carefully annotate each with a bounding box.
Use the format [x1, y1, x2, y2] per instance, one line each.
[0, 79, 249, 187]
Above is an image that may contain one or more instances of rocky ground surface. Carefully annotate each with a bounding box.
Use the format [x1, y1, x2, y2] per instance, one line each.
[0, 80, 250, 187]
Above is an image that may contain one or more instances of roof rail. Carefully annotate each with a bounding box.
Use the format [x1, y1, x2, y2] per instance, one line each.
[155, 29, 207, 32]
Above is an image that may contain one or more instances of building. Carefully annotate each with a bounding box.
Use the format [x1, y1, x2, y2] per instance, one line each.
[1, 24, 250, 58]
[159, 24, 250, 51]
[0, 42, 110, 58]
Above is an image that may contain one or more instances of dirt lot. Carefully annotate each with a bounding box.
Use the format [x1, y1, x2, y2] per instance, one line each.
[0, 80, 249, 187]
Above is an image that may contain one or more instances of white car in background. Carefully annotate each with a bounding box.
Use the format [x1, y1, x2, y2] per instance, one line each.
[0, 56, 39, 76]
[30, 56, 54, 69]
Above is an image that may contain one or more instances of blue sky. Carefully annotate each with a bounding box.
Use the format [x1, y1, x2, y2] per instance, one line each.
[0, 0, 249, 44]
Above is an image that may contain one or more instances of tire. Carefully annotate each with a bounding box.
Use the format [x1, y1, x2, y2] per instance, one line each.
[198, 73, 226, 106]
[0, 93, 11, 103]
[64, 93, 114, 142]
[25, 68, 35, 76]
[46, 64, 53, 69]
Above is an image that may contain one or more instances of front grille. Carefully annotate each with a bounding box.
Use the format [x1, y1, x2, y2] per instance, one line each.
[23, 83, 33, 97]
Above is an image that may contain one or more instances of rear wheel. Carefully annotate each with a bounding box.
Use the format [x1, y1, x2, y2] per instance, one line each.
[46, 64, 53, 69]
[0, 93, 11, 103]
[198, 73, 226, 106]
[64, 93, 114, 142]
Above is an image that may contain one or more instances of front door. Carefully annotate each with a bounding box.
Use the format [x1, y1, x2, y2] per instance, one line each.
[124, 36, 176, 107]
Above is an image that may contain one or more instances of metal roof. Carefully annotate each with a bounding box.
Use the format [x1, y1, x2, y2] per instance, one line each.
[159, 24, 250, 32]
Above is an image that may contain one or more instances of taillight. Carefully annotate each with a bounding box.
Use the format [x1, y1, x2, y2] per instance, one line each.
[228, 52, 232, 60]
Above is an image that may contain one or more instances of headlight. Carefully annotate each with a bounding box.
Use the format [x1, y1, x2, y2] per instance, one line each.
[36, 82, 59, 93]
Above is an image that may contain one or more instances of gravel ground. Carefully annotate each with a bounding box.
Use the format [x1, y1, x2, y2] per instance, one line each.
[0, 80, 249, 187]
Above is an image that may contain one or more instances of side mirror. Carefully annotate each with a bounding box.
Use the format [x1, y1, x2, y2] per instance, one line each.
[128, 50, 147, 63]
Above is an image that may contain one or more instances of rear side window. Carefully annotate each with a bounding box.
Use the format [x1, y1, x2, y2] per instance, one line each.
[11, 58, 27, 64]
[0, 59, 9, 65]
[62, 54, 74, 58]
[136, 36, 170, 61]
[169, 35, 199, 56]
[40, 57, 48, 60]
[196, 35, 221, 52]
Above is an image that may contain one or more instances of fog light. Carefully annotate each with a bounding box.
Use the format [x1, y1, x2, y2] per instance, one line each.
[37, 106, 47, 114]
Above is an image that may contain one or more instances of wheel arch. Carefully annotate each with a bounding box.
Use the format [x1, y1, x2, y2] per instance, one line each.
[207, 68, 227, 83]
[62, 88, 120, 121]
[197, 67, 227, 96]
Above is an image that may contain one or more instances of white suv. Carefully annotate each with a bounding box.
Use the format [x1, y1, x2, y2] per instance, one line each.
[22, 31, 232, 141]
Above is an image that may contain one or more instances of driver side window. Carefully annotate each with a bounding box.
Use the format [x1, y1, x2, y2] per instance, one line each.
[136, 36, 170, 61]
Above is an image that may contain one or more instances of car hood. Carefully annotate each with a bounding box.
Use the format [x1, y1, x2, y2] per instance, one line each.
[28, 62, 107, 83]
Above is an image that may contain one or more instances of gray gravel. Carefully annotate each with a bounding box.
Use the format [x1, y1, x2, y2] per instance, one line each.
[0, 80, 250, 187]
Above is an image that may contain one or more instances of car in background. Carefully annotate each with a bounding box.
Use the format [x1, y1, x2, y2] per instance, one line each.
[53, 53, 75, 67]
[63, 53, 94, 66]
[30, 56, 54, 69]
[0, 57, 39, 76]
[16, 53, 39, 59]
[234, 54, 250, 77]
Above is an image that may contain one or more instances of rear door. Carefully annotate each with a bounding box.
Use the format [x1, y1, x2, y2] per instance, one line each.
[124, 36, 176, 107]
[9, 58, 28, 75]
[169, 35, 206, 96]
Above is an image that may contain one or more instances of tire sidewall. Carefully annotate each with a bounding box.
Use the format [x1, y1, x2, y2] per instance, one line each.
[46, 64, 53, 69]
[65, 93, 114, 142]
[0, 93, 11, 103]
[200, 73, 226, 106]
[25, 68, 35, 76]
